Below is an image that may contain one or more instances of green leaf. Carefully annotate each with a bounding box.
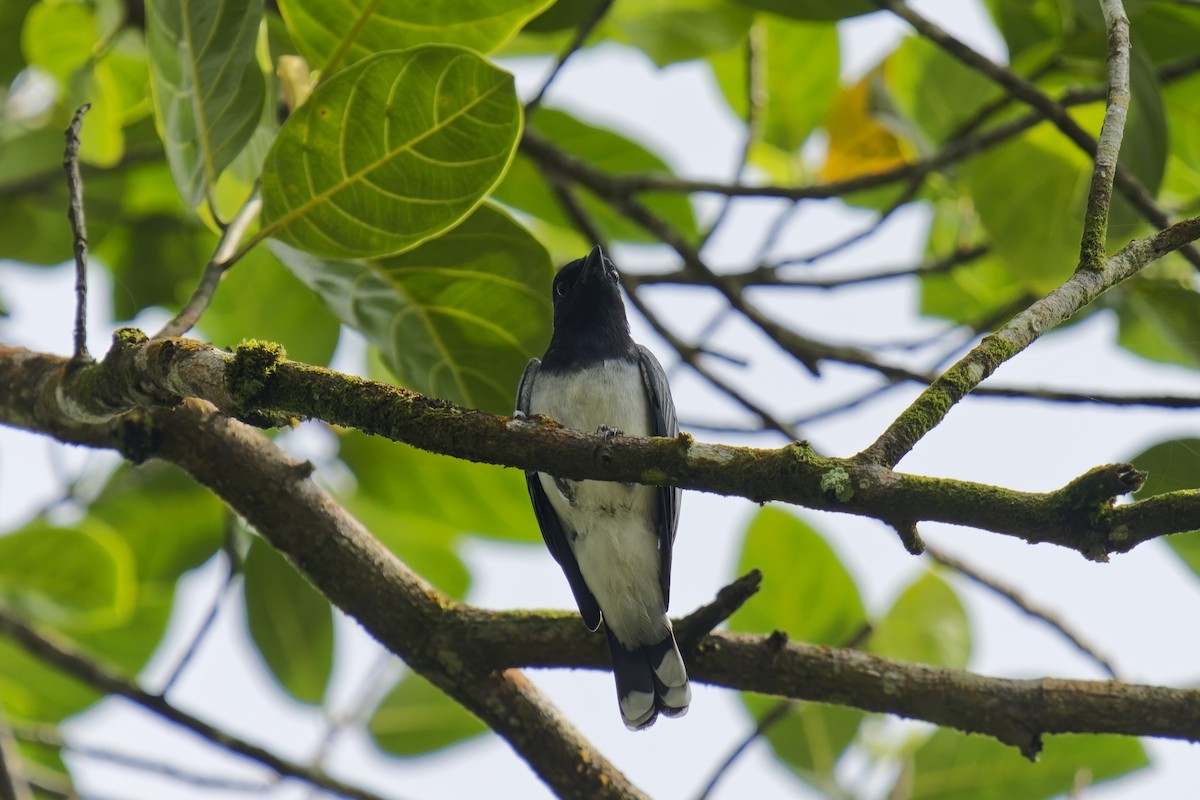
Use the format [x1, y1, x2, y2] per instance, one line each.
[730, 507, 867, 644]
[729, 0, 873, 21]
[961, 121, 1091, 289]
[493, 107, 697, 244]
[605, 0, 751, 67]
[1127, 437, 1200, 574]
[201, 247, 342, 365]
[523, 0, 607, 33]
[1159, 71, 1200, 211]
[242, 538, 334, 705]
[0, 522, 134, 625]
[887, 35, 1003, 145]
[272, 202, 552, 413]
[278, 0, 553, 70]
[0, 0, 36, 85]
[908, 731, 1147, 800]
[709, 16, 839, 153]
[20, 0, 98, 84]
[339, 429, 537, 544]
[260, 46, 521, 259]
[730, 508, 867, 788]
[349, 495, 473, 599]
[743, 695, 862, 788]
[146, 0, 266, 208]
[369, 670, 487, 756]
[869, 571, 971, 668]
[983, 0, 1065, 60]
[1112, 280, 1200, 368]
[88, 462, 225, 585]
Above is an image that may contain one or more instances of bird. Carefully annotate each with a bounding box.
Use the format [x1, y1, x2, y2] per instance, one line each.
[516, 245, 689, 730]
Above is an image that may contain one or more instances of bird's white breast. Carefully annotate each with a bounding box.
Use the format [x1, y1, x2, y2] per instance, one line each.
[529, 359, 666, 646]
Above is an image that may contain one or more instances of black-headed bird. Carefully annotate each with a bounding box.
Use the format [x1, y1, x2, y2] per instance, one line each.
[517, 246, 689, 730]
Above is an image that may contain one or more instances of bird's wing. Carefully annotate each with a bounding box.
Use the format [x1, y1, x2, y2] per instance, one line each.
[517, 358, 602, 630]
[637, 345, 681, 611]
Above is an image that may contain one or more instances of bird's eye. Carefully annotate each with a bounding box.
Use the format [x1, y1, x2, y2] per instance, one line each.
[610, 269, 620, 285]
[555, 280, 571, 298]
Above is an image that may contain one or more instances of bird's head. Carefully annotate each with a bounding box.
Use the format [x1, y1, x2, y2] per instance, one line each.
[550, 245, 629, 334]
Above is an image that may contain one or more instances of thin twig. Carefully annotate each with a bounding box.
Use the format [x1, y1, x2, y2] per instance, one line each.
[695, 700, 793, 800]
[0, 696, 33, 800]
[861, 213, 1200, 468]
[524, 0, 614, 115]
[926, 545, 1118, 678]
[13, 724, 273, 793]
[0, 610, 390, 800]
[871, 0, 1200, 271]
[155, 187, 263, 339]
[307, 651, 398, 779]
[1078, 0, 1131, 270]
[699, 28, 762, 250]
[160, 540, 238, 695]
[63, 104, 92, 364]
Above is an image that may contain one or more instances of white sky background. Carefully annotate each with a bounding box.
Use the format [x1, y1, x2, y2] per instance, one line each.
[2, 1, 1200, 798]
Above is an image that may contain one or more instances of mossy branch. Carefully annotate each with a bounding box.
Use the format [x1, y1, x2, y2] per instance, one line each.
[2, 329, 1199, 561]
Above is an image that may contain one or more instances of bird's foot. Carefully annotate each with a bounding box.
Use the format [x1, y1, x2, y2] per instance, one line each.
[597, 424, 622, 442]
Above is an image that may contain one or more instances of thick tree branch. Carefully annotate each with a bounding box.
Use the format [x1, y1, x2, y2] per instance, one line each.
[4, 349, 1200, 761]
[4, 320, 1200, 565]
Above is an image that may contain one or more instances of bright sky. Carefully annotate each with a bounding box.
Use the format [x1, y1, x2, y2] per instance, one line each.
[2, 2, 1198, 798]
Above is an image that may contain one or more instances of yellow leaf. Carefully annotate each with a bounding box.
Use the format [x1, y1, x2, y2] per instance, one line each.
[820, 70, 910, 183]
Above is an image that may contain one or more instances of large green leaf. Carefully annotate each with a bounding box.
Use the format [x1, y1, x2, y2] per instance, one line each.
[88, 462, 225, 585]
[146, 0, 266, 209]
[869, 571, 971, 668]
[729, 0, 873, 20]
[983, 0, 1065, 61]
[730, 507, 866, 643]
[731, 508, 867, 788]
[272, 203, 552, 413]
[887, 35, 1002, 145]
[961, 121, 1091, 288]
[0, 0, 36, 85]
[260, 46, 521, 260]
[242, 538, 334, 705]
[20, 0, 97, 84]
[0, 522, 134, 625]
[1112, 280, 1200, 368]
[493, 107, 697, 244]
[604, 0, 751, 67]
[339, 430, 537, 544]
[278, 0, 553, 71]
[1159, 71, 1200, 211]
[1127, 437, 1200, 574]
[709, 15, 839, 153]
[369, 670, 487, 756]
[742, 695, 863, 789]
[908, 731, 1147, 800]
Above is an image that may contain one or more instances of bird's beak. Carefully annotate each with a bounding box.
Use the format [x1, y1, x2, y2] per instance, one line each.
[581, 245, 607, 284]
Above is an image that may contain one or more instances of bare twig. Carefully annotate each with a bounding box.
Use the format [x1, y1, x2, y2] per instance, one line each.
[0, 696, 33, 800]
[1078, 0, 1131, 270]
[699, 29, 762, 249]
[13, 724, 273, 794]
[926, 545, 1118, 678]
[0, 610, 390, 800]
[63, 104, 92, 364]
[871, 0, 1200, 271]
[861, 213, 1200, 468]
[159, 542, 238, 695]
[695, 700, 793, 800]
[155, 187, 263, 339]
[524, 0, 614, 115]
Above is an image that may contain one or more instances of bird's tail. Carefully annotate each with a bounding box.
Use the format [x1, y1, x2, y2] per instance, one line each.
[606, 626, 691, 731]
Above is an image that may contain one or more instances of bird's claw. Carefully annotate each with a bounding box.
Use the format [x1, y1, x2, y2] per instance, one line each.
[597, 424, 622, 442]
